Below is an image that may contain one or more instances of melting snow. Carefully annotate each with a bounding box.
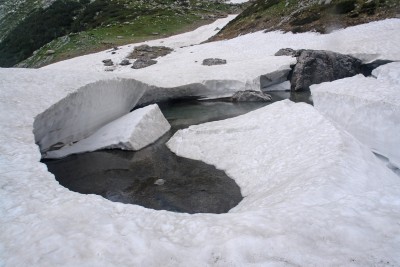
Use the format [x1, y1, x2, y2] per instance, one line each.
[1, 15, 400, 266]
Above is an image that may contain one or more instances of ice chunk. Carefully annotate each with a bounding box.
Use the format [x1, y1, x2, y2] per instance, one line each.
[311, 69, 400, 168]
[262, 80, 291, 91]
[45, 104, 170, 158]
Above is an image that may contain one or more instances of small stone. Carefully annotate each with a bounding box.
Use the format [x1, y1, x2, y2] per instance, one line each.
[202, 58, 227, 66]
[119, 59, 130, 66]
[102, 59, 114, 66]
[154, 179, 165, 186]
[274, 48, 296, 57]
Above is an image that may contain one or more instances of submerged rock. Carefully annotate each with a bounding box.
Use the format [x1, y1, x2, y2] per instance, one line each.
[202, 58, 227, 66]
[131, 58, 157, 69]
[291, 49, 362, 91]
[231, 90, 272, 102]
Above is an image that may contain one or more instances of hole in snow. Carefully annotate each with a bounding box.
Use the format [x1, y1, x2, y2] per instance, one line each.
[39, 85, 311, 214]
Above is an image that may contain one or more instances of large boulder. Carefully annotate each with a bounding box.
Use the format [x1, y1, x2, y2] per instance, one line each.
[44, 104, 171, 158]
[231, 90, 271, 102]
[291, 50, 362, 91]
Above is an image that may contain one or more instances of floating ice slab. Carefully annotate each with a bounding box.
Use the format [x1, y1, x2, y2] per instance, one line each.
[311, 65, 400, 168]
[45, 104, 170, 159]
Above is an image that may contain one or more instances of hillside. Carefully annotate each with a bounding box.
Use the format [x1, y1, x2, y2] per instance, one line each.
[210, 0, 400, 41]
[0, 0, 242, 68]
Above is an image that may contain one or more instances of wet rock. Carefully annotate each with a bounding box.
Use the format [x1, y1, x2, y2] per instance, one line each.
[231, 90, 272, 102]
[291, 50, 362, 91]
[275, 48, 296, 57]
[131, 58, 157, 69]
[119, 59, 131, 66]
[202, 58, 227, 66]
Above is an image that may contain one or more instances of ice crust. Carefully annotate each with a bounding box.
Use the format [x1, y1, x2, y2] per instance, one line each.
[44, 104, 170, 158]
[311, 62, 400, 168]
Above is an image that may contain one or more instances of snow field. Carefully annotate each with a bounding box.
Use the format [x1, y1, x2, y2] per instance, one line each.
[1, 16, 400, 266]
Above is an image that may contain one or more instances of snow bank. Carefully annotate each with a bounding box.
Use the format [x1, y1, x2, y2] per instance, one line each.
[44, 104, 170, 159]
[311, 63, 400, 168]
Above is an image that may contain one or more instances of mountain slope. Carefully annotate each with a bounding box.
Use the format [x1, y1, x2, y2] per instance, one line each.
[0, 0, 241, 68]
[210, 0, 400, 41]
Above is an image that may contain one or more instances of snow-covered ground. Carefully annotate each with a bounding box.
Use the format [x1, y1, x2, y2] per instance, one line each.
[44, 18, 400, 92]
[1, 15, 400, 266]
[311, 62, 400, 169]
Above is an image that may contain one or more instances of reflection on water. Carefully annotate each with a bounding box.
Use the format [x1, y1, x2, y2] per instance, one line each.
[43, 89, 311, 213]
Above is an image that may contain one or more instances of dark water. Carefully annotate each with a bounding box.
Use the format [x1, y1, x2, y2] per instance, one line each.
[43, 90, 311, 214]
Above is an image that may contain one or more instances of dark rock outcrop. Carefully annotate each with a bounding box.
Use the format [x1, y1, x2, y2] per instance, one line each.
[290, 50, 362, 91]
[231, 90, 272, 102]
[131, 58, 157, 69]
[202, 58, 227, 66]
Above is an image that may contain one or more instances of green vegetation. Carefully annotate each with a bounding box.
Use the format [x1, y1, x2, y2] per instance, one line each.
[0, 0, 238, 68]
[0, 0, 83, 67]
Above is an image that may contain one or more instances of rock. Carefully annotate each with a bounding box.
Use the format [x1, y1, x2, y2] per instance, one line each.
[119, 59, 130, 66]
[131, 58, 157, 69]
[102, 59, 113, 66]
[117, 36, 123, 39]
[275, 48, 296, 57]
[104, 66, 116, 72]
[202, 58, 227, 66]
[231, 90, 272, 102]
[129, 45, 173, 59]
[291, 50, 362, 91]
[154, 179, 165, 186]
[45, 50, 55, 55]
